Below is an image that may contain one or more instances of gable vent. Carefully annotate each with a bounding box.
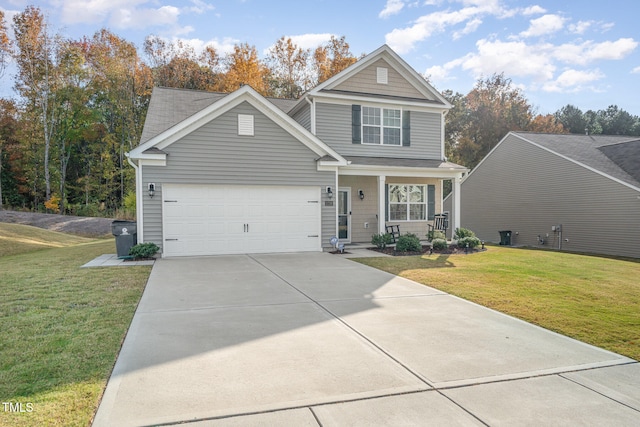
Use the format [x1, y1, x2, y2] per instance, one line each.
[238, 114, 254, 136]
[377, 67, 388, 84]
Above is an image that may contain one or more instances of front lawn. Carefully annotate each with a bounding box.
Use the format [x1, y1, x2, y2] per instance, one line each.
[0, 228, 150, 426]
[354, 246, 640, 361]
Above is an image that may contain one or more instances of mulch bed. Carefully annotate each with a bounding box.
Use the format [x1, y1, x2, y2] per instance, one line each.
[369, 245, 485, 256]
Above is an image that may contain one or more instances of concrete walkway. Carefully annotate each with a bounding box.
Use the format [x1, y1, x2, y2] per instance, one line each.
[93, 253, 640, 426]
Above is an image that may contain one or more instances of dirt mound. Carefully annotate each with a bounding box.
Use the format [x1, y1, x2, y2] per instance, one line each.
[0, 210, 117, 238]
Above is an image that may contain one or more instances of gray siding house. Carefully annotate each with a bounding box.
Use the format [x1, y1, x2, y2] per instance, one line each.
[448, 131, 640, 259]
[128, 45, 467, 257]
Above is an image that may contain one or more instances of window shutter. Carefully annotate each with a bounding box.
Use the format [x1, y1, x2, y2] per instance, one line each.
[402, 111, 410, 146]
[352, 105, 361, 144]
[385, 184, 389, 222]
[427, 184, 435, 220]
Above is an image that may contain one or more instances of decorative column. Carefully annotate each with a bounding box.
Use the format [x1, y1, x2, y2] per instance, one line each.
[452, 175, 462, 234]
[378, 175, 386, 235]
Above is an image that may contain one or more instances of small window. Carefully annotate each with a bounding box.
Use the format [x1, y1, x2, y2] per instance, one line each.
[377, 67, 388, 84]
[238, 114, 254, 136]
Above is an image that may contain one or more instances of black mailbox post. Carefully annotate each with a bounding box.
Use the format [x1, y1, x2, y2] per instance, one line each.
[112, 220, 137, 258]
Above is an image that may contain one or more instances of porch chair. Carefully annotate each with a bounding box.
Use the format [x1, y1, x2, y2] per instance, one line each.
[385, 225, 401, 243]
[428, 213, 449, 239]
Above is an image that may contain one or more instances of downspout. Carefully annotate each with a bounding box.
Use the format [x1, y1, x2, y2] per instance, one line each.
[305, 97, 316, 135]
[126, 155, 144, 243]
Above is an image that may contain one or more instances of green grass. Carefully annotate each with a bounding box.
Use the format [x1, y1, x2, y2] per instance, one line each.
[0, 225, 151, 426]
[354, 246, 640, 361]
[0, 223, 92, 257]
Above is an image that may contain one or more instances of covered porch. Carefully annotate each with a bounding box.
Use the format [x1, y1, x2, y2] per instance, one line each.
[335, 157, 467, 244]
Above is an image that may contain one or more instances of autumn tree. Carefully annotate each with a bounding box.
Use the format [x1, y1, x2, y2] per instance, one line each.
[83, 29, 152, 210]
[266, 37, 311, 98]
[222, 43, 270, 95]
[529, 114, 566, 133]
[0, 10, 11, 79]
[0, 99, 20, 209]
[312, 35, 358, 84]
[144, 35, 220, 90]
[448, 73, 534, 169]
[12, 6, 61, 204]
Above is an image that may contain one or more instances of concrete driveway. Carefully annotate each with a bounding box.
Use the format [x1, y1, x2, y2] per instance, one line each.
[93, 253, 640, 426]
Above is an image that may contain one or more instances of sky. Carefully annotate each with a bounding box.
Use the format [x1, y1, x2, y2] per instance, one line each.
[1, 0, 639, 115]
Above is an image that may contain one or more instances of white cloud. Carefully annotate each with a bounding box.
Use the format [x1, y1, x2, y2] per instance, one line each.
[379, 0, 405, 18]
[56, 0, 213, 34]
[386, 5, 497, 53]
[521, 5, 546, 15]
[460, 38, 556, 82]
[553, 38, 638, 66]
[520, 14, 565, 38]
[632, 66, 640, 74]
[569, 20, 593, 35]
[453, 18, 482, 40]
[543, 69, 604, 92]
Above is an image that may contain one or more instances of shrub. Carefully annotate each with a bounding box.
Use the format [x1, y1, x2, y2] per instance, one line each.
[457, 236, 481, 249]
[371, 233, 393, 249]
[44, 194, 61, 213]
[129, 242, 159, 259]
[431, 238, 448, 251]
[395, 233, 422, 252]
[454, 227, 476, 239]
[427, 230, 446, 241]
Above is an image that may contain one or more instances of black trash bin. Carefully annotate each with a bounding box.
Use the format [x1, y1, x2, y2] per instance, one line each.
[499, 230, 511, 246]
[112, 220, 137, 258]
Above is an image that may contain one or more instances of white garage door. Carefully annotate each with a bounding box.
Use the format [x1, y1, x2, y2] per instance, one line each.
[162, 184, 321, 257]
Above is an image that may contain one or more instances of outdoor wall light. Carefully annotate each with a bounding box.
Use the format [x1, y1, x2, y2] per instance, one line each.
[358, 189, 365, 200]
[326, 187, 333, 199]
[148, 183, 156, 198]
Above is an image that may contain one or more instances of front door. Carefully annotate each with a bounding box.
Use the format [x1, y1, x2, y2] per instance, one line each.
[338, 187, 351, 243]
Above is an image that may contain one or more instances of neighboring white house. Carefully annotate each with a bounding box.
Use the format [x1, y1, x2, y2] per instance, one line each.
[445, 131, 640, 259]
[127, 45, 467, 257]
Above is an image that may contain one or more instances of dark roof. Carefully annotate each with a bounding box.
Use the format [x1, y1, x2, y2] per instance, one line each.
[344, 156, 467, 170]
[139, 87, 299, 144]
[513, 132, 640, 188]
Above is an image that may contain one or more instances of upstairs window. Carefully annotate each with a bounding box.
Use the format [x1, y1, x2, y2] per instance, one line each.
[362, 106, 402, 146]
[352, 104, 410, 146]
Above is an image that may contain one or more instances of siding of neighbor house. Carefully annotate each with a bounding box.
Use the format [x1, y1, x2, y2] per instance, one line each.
[141, 101, 335, 252]
[315, 103, 442, 160]
[332, 58, 433, 100]
[456, 134, 640, 258]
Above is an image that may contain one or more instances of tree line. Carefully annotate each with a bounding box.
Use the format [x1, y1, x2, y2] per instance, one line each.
[0, 6, 638, 216]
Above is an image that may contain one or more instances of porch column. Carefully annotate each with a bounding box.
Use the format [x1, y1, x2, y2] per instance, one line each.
[451, 175, 462, 234]
[377, 175, 386, 235]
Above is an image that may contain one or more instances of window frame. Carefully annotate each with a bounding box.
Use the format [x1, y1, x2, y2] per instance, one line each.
[361, 105, 402, 146]
[388, 184, 428, 222]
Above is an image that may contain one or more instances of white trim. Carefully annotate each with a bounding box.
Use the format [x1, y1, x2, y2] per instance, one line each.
[338, 187, 351, 243]
[377, 175, 386, 235]
[127, 157, 144, 243]
[340, 164, 467, 179]
[309, 92, 449, 114]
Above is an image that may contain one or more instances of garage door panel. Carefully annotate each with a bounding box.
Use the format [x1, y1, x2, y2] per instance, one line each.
[162, 185, 320, 257]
